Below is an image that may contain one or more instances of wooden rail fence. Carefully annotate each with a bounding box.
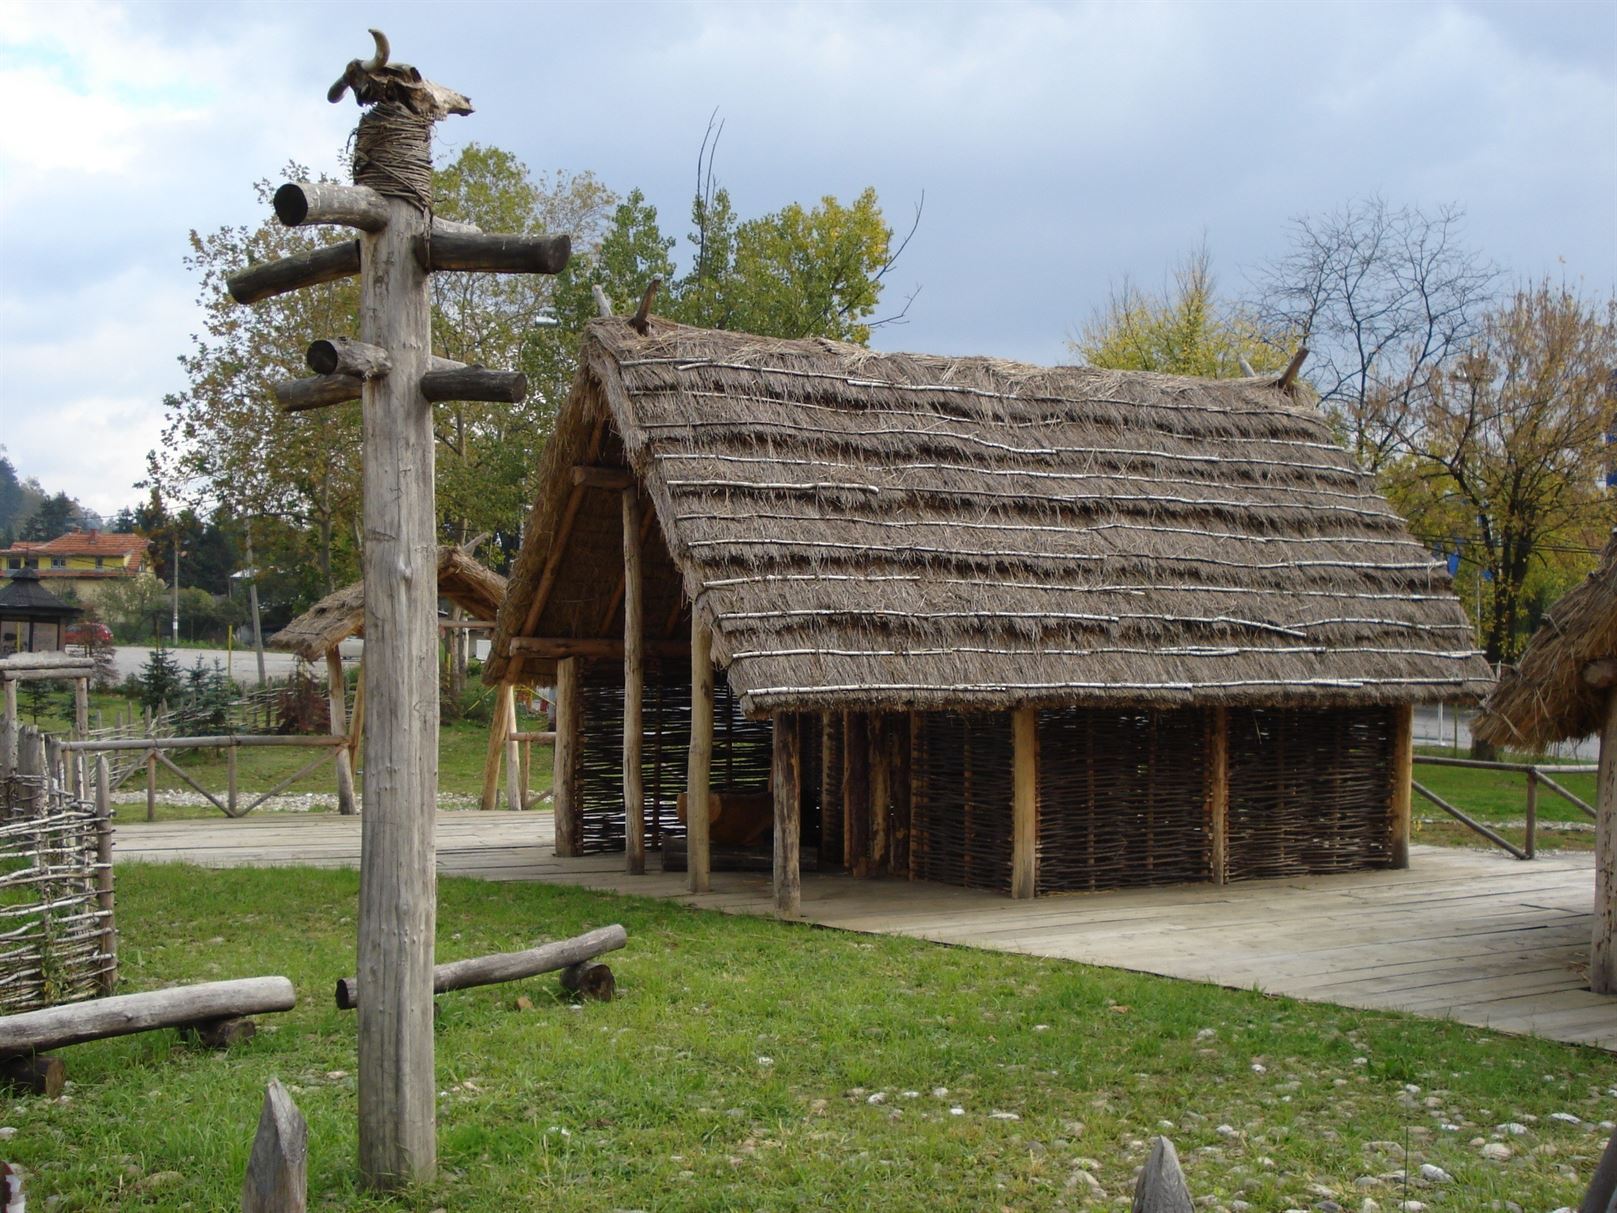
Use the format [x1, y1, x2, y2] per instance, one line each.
[1411, 754, 1597, 860]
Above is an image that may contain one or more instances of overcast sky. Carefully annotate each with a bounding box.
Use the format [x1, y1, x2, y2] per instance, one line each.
[2, 0, 1613, 519]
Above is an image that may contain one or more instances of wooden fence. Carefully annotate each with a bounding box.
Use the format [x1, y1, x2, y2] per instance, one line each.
[1411, 754, 1597, 859]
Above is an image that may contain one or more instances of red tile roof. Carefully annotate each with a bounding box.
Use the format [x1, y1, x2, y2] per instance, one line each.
[1, 531, 150, 558]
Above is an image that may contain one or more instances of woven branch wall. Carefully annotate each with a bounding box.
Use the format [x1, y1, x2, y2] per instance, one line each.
[577, 664, 770, 855]
[1226, 705, 1394, 880]
[1036, 707, 1209, 893]
[1, 728, 115, 1013]
[911, 711, 1014, 891]
[818, 716, 843, 867]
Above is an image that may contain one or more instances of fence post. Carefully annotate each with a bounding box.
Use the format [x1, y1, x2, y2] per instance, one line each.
[95, 756, 117, 994]
[1524, 768, 1538, 860]
[146, 749, 157, 822]
[228, 745, 240, 818]
[2, 677, 16, 777]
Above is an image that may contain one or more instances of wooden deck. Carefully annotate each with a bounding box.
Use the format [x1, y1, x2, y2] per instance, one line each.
[113, 811, 1614, 1051]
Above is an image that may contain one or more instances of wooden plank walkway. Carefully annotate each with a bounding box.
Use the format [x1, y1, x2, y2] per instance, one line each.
[113, 811, 1614, 1051]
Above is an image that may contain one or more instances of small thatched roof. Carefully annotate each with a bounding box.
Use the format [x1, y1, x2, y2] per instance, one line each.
[486, 318, 1492, 715]
[272, 546, 506, 662]
[1474, 534, 1617, 749]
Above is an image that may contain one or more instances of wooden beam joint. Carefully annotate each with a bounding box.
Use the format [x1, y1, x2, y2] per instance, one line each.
[571, 465, 635, 491]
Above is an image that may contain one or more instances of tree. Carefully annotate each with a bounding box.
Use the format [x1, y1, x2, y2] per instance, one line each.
[137, 645, 183, 714]
[1381, 281, 1617, 666]
[20, 491, 84, 541]
[1074, 246, 1292, 377]
[1252, 198, 1501, 471]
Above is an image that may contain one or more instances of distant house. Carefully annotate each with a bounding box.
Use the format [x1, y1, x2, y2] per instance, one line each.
[1, 530, 153, 605]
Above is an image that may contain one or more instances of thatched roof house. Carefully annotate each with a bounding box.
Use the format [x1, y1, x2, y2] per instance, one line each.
[1474, 534, 1617, 750]
[273, 545, 506, 662]
[489, 318, 1491, 903]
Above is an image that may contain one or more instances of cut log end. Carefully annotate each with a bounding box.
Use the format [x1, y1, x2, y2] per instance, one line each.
[0, 1053, 65, 1097]
[334, 977, 359, 1011]
[559, 962, 615, 1002]
[273, 183, 311, 227]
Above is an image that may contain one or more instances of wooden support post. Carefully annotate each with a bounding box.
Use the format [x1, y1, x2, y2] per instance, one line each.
[95, 756, 116, 994]
[868, 715, 890, 871]
[227, 745, 240, 818]
[818, 714, 839, 868]
[842, 713, 870, 876]
[687, 618, 713, 893]
[504, 685, 522, 812]
[1, 678, 15, 777]
[623, 489, 646, 875]
[772, 712, 802, 916]
[326, 649, 357, 816]
[480, 682, 512, 812]
[1525, 767, 1538, 861]
[1593, 688, 1617, 995]
[1011, 706, 1038, 900]
[146, 749, 157, 822]
[519, 738, 531, 809]
[354, 180, 438, 1191]
[553, 658, 582, 857]
[1389, 703, 1414, 869]
[242, 1079, 308, 1213]
[1207, 706, 1229, 885]
[72, 676, 89, 740]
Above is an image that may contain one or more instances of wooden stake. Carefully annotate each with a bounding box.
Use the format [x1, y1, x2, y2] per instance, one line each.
[553, 658, 582, 857]
[479, 682, 512, 812]
[772, 711, 802, 916]
[327, 649, 357, 816]
[146, 749, 157, 822]
[1593, 689, 1616, 995]
[241, 1079, 308, 1213]
[95, 756, 116, 994]
[1207, 706, 1229, 885]
[1011, 706, 1038, 899]
[1389, 703, 1414, 869]
[687, 617, 713, 893]
[72, 676, 89, 739]
[503, 685, 522, 812]
[354, 186, 438, 1186]
[623, 489, 646, 875]
[2, 678, 16, 777]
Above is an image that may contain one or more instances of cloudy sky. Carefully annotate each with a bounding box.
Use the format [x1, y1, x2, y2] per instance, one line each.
[1, 0, 1613, 518]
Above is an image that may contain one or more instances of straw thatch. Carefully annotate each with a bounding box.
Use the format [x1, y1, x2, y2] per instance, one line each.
[272, 546, 506, 662]
[1473, 534, 1617, 749]
[487, 318, 1492, 715]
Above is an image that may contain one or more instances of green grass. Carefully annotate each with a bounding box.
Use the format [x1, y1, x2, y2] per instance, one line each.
[6, 864, 1611, 1210]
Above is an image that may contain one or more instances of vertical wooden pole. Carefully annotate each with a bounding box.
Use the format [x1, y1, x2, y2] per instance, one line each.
[355, 186, 438, 1187]
[146, 749, 157, 822]
[818, 714, 838, 868]
[479, 682, 511, 812]
[1207, 706, 1229, 884]
[772, 711, 802, 916]
[553, 658, 582, 857]
[687, 618, 713, 893]
[227, 745, 239, 817]
[503, 685, 522, 812]
[868, 715, 890, 872]
[327, 649, 357, 816]
[349, 663, 366, 773]
[843, 713, 870, 876]
[72, 677, 90, 740]
[1525, 767, 1539, 861]
[1011, 706, 1038, 899]
[1592, 690, 1617, 995]
[622, 489, 646, 875]
[1389, 703, 1414, 869]
[2, 677, 16, 777]
[95, 755, 116, 994]
[518, 739, 531, 810]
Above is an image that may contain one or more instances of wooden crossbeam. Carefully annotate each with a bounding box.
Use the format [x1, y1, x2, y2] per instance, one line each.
[572, 465, 634, 490]
[508, 636, 689, 660]
[415, 231, 571, 275]
[307, 338, 392, 379]
[227, 241, 361, 306]
[420, 367, 526, 403]
[276, 373, 363, 412]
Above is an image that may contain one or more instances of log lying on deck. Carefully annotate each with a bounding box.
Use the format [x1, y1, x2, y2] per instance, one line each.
[0, 977, 296, 1055]
[227, 242, 362, 305]
[335, 925, 626, 1010]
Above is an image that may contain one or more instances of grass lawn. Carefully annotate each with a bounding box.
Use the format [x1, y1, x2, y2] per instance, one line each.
[5, 864, 1611, 1211]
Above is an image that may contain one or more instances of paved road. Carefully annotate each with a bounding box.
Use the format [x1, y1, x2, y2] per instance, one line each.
[111, 641, 362, 687]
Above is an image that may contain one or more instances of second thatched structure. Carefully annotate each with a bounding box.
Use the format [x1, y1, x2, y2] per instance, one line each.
[272, 546, 511, 814]
[486, 318, 1493, 910]
[1474, 534, 1617, 993]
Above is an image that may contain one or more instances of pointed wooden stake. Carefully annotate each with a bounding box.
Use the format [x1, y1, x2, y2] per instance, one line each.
[1131, 1136, 1193, 1213]
[242, 1078, 308, 1213]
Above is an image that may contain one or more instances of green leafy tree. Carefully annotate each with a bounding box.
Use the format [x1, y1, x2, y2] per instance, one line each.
[1073, 246, 1292, 377]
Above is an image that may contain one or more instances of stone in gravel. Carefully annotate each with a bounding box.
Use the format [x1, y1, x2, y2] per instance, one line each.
[1216, 1124, 1238, 1137]
[1418, 1163, 1451, 1183]
[1359, 1201, 1380, 1213]
[1548, 1111, 1582, 1125]
[1496, 1121, 1527, 1135]
[1479, 1142, 1511, 1161]
[1353, 1175, 1379, 1188]
[989, 1110, 1020, 1120]
[0, 1128, 13, 1140]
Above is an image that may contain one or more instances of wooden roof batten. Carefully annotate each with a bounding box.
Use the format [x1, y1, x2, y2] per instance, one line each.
[487, 319, 1493, 716]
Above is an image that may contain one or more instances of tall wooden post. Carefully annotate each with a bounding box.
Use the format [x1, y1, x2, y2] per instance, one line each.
[326, 649, 357, 816]
[72, 677, 90, 740]
[504, 691, 523, 812]
[1207, 706, 1229, 884]
[622, 489, 646, 875]
[1, 677, 16, 777]
[479, 683, 512, 812]
[1011, 706, 1038, 899]
[1389, 703, 1414, 869]
[687, 617, 713, 893]
[772, 712, 802, 916]
[553, 658, 582, 857]
[1593, 688, 1616, 995]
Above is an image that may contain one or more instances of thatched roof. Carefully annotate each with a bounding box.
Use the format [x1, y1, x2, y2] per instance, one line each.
[271, 546, 506, 662]
[486, 318, 1492, 715]
[1474, 534, 1617, 749]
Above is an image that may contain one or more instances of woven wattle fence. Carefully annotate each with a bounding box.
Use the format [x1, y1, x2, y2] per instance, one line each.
[1226, 705, 1395, 880]
[911, 711, 1014, 891]
[0, 726, 115, 1013]
[1037, 707, 1210, 893]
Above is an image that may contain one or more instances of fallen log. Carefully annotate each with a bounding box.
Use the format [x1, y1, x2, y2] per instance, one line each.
[335, 924, 626, 1010]
[0, 977, 296, 1056]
